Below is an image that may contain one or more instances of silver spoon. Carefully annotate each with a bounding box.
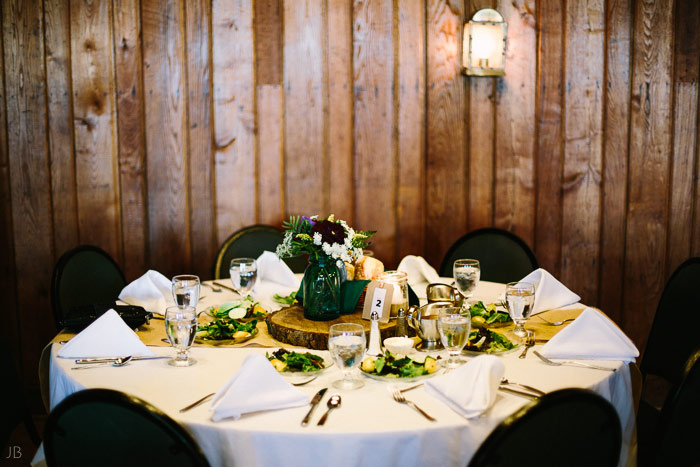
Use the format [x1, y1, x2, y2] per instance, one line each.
[317, 394, 341, 425]
[71, 356, 132, 370]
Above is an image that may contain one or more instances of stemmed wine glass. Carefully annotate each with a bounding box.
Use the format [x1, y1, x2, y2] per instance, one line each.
[505, 281, 535, 338]
[453, 259, 481, 307]
[164, 306, 197, 367]
[172, 275, 200, 308]
[328, 323, 366, 390]
[229, 258, 258, 296]
[437, 307, 471, 368]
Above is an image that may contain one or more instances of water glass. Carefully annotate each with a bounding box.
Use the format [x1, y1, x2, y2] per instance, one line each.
[328, 323, 366, 390]
[505, 281, 535, 337]
[453, 259, 481, 305]
[229, 258, 258, 296]
[437, 307, 471, 368]
[165, 306, 197, 367]
[172, 275, 200, 308]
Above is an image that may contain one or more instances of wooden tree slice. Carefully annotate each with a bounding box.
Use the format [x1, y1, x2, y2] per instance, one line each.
[266, 305, 396, 350]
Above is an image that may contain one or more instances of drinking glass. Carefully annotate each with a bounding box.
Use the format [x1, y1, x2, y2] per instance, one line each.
[505, 281, 535, 338]
[437, 307, 471, 368]
[172, 275, 200, 308]
[229, 258, 258, 296]
[453, 259, 481, 306]
[164, 306, 197, 367]
[328, 323, 366, 390]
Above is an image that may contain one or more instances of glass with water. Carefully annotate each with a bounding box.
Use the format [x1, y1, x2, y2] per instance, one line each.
[172, 275, 200, 308]
[229, 258, 258, 295]
[437, 307, 471, 368]
[328, 323, 366, 390]
[453, 259, 481, 305]
[165, 306, 197, 367]
[505, 281, 535, 338]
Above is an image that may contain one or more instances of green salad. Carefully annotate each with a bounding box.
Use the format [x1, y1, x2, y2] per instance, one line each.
[360, 351, 439, 378]
[273, 291, 297, 306]
[207, 296, 266, 320]
[267, 348, 326, 372]
[464, 328, 516, 353]
[467, 301, 511, 326]
[196, 312, 259, 341]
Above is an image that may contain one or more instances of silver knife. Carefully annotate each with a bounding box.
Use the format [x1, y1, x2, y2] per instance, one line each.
[301, 388, 327, 426]
[74, 356, 170, 364]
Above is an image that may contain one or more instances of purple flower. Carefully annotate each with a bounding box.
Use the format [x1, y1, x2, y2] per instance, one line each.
[311, 220, 345, 245]
[301, 216, 316, 227]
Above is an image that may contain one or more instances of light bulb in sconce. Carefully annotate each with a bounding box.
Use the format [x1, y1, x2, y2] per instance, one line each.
[463, 9, 507, 77]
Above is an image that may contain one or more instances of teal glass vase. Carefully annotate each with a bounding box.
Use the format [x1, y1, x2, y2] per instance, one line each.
[302, 255, 341, 321]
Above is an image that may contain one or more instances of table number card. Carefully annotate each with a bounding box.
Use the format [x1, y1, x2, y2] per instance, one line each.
[362, 281, 394, 323]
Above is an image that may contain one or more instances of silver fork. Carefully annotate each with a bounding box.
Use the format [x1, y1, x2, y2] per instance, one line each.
[537, 315, 576, 326]
[204, 283, 222, 293]
[391, 389, 436, 421]
[518, 331, 535, 359]
[533, 351, 616, 371]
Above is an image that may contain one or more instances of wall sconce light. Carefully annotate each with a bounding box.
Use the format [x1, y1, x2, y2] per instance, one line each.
[463, 9, 507, 76]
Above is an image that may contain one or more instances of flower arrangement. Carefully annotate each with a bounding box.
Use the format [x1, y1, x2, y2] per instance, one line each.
[276, 215, 375, 266]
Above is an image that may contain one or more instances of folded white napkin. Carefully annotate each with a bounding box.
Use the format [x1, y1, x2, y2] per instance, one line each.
[540, 307, 639, 362]
[118, 270, 173, 314]
[210, 354, 310, 421]
[57, 309, 155, 358]
[256, 251, 297, 287]
[397, 255, 441, 288]
[520, 268, 580, 315]
[425, 355, 504, 419]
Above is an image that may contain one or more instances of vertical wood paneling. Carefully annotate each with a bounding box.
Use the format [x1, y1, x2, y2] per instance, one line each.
[467, 0, 495, 231]
[212, 0, 255, 246]
[3, 0, 55, 383]
[666, 0, 699, 275]
[493, 0, 536, 245]
[70, 0, 120, 260]
[327, 0, 354, 222]
[113, 0, 147, 280]
[560, 0, 604, 305]
[44, 0, 78, 256]
[534, 0, 563, 276]
[396, 0, 425, 259]
[255, 0, 282, 86]
[185, 0, 215, 277]
[425, 0, 466, 266]
[284, 0, 325, 217]
[353, 0, 395, 265]
[599, 0, 632, 323]
[142, 0, 189, 275]
[624, 0, 674, 349]
[257, 85, 284, 225]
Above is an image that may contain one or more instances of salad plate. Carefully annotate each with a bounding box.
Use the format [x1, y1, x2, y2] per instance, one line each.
[462, 329, 521, 356]
[266, 348, 333, 375]
[360, 352, 444, 383]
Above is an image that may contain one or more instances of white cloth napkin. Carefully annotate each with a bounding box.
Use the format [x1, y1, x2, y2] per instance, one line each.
[397, 255, 441, 288]
[210, 354, 310, 421]
[540, 307, 639, 362]
[520, 268, 580, 315]
[57, 309, 155, 358]
[256, 251, 297, 287]
[425, 355, 504, 419]
[118, 270, 173, 314]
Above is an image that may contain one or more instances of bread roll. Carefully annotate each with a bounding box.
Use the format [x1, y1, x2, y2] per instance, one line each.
[344, 262, 355, 281]
[355, 256, 384, 280]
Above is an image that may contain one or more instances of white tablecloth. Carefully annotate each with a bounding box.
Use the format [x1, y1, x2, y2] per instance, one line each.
[41, 279, 636, 467]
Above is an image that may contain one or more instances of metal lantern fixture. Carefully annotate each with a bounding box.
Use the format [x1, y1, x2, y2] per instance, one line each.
[463, 9, 507, 76]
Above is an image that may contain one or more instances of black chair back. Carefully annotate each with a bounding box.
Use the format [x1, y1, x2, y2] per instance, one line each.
[213, 224, 306, 279]
[439, 228, 539, 283]
[44, 389, 209, 467]
[469, 388, 621, 467]
[51, 245, 126, 330]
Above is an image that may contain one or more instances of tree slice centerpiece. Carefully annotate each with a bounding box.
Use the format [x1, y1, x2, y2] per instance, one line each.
[266, 305, 396, 350]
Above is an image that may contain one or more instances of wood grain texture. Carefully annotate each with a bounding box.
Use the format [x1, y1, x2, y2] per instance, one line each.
[113, 0, 147, 279]
[425, 0, 466, 267]
[70, 0, 121, 260]
[44, 0, 78, 255]
[396, 0, 425, 260]
[142, 0, 189, 275]
[257, 85, 284, 225]
[3, 0, 55, 384]
[467, 0, 494, 232]
[254, 0, 281, 86]
[327, 0, 354, 222]
[353, 0, 395, 266]
[185, 0, 215, 278]
[493, 0, 536, 246]
[598, 0, 632, 323]
[284, 0, 325, 217]
[533, 0, 563, 276]
[560, 0, 604, 305]
[212, 0, 255, 247]
[624, 0, 674, 349]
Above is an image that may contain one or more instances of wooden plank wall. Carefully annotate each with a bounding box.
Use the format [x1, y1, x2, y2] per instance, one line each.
[1, 0, 699, 400]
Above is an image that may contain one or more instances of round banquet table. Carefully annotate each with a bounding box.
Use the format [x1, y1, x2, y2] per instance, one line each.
[41, 279, 637, 467]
